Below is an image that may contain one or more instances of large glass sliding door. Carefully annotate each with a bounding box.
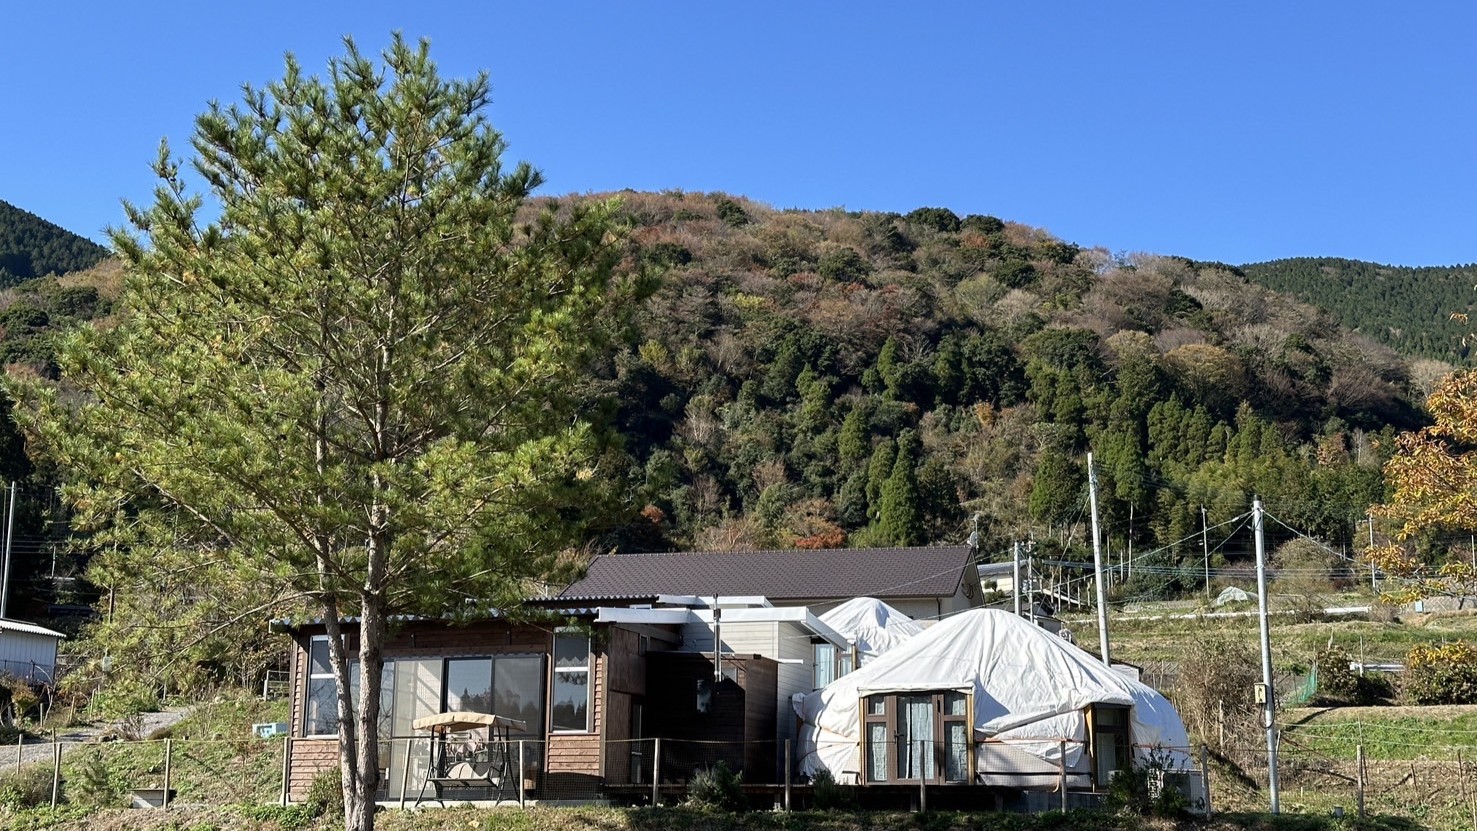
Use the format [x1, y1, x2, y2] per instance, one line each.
[308, 649, 547, 801]
[387, 659, 442, 799]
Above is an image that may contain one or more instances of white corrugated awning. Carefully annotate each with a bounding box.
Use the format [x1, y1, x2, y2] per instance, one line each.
[0, 619, 64, 639]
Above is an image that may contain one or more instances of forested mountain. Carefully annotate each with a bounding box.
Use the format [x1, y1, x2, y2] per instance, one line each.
[579, 193, 1425, 598]
[1242, 257, 1477, 363]
[0, 200, 108, 288]
[0, 255, 122, 611]
[0, 195, 1441, 619]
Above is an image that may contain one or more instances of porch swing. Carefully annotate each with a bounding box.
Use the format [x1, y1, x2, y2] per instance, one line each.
[410, 711, 528, 806]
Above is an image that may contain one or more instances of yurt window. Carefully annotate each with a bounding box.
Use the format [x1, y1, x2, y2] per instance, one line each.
[862, 690, 972, 784]
[1091, 704, 1131, 785]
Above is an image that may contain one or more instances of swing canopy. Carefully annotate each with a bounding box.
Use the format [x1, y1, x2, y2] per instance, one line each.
[411, 711, 527, 735]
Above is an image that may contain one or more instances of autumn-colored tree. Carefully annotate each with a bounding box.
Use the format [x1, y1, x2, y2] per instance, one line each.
[1369, 370, 1477, 600]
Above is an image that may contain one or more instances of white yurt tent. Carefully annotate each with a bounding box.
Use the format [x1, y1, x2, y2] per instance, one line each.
[817, 597, 925, 662]
[795, 608, 1190, 788]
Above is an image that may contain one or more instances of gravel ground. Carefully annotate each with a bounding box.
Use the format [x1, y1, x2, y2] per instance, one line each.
[0, 707, 191, 768]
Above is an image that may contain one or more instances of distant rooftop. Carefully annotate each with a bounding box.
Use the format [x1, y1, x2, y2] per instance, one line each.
[560, 546, 973, 602]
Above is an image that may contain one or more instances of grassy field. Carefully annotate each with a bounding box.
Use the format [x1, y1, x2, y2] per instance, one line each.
[1067, 596, 1477, 675]
[0, 695, 289, 814]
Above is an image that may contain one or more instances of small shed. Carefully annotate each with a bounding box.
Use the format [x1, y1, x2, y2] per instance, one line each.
[0, 618, 63, 683]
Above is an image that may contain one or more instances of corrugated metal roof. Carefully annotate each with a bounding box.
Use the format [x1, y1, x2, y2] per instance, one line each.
[270, 604, 603, 632]
[0, 619, 65, 639]
[560, 546, 973, 602]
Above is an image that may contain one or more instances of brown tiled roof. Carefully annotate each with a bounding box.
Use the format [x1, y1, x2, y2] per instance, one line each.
[560, 546, 973, 602]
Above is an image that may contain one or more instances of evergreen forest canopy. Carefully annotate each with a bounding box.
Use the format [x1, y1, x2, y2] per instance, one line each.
[1242, 257, 1477, 363]
[0, 192, 1456, 631]
[590, 193, 1430, 599]
[0, 200, 108, 288]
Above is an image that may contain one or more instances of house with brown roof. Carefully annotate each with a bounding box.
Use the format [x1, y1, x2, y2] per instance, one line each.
[273, 546, 980, 806]
[561, 545, 983, 621]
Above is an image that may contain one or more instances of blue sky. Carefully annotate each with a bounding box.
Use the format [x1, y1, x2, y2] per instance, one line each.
[3, 2, 1473, 266]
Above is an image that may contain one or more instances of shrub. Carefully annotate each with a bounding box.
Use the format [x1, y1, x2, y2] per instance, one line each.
[715, 198, 750, 227]
[686, 760, 744, 812]
[68, 747, 123, 809]
[1406, 641, 1477, 704]
[1315, 645, 1360, 702]
[0, 763, 55, 809]
[810, 768, 855, 810]
[1169, 635, 1259, 756]
[1104, 751, 1191, 818]
[903, 207, 961, 234]
[0, 676, 39, 721]
[304, 768, 344, 818]
[816, 247, 872, 283]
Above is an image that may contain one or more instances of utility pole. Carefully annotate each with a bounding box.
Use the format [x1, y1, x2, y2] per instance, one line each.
[0, 483, 14, 619]
[1087, 453, 1111, 667]
[1253, 497, 1280, 813]
[1127, 502, 1134, 582]
[1367, 514, 1377, 592]
[1202, 505, 1211, 602]
[1012, 541, 1022, 618]
[1027, 540, 1037, 625]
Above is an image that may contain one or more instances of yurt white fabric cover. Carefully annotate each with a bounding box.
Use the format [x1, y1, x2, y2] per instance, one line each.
[817, 597, 925, 662]
[795, 608, 1190, 781]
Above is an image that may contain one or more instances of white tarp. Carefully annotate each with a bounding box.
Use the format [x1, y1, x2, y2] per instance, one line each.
[817, 597, 925, 662]
[795, 608, 1190, 780]
[1214, 586, 1253, 606]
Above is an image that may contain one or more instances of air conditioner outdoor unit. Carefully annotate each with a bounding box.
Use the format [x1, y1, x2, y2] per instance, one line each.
[252, 722, 289, 739]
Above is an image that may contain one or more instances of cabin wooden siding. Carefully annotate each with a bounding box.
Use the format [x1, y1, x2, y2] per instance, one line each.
[285, 621, 559, 801]
[282, 618, 663, 801]
[683, 620, 813, 751]
[546, 645, 604, 775]
[286, 738, 338, 802]
[643, 653, 778, 782]
[601, 625, 650, 782]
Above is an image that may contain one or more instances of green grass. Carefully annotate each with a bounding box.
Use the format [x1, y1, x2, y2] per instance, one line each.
[37, 695, 290, 810]
[1282, 711, 1477, 760]
[1075, 601, 1477, 675]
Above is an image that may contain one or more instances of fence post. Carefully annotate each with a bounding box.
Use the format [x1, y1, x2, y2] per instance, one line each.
[162, 738, 172, 810]
[1356, 744, 1365, 818]
[518, 740, 526, 808]
[783, 739, 791, 812]
[1058, 739, 1067, 812]
[651, 738, 661, 806]
[14, 732, 20, 771]
[1199, 745, 1212, 819]
[399, 737, 413, 810]
[280, 736, 292, 806]
[49, 735, 59, 808]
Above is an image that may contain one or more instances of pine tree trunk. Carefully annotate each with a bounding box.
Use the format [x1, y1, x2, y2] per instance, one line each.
[342, 593, 386, 831]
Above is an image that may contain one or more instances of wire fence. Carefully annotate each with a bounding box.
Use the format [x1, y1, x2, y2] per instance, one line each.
[0, 733, 288, 809]
[1223, 742, 1477, 827]
[35, 728, 1477, 822]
